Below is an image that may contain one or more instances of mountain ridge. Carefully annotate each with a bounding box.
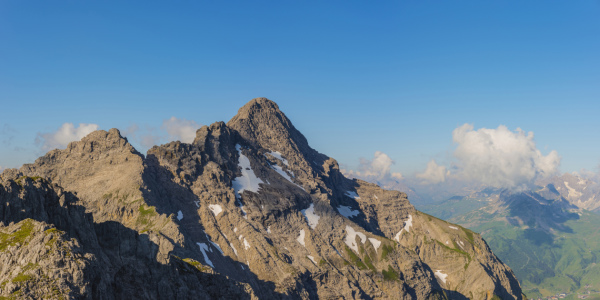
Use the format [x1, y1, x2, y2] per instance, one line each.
[420, 185, 600, 299]
[1, 98, 523, 299]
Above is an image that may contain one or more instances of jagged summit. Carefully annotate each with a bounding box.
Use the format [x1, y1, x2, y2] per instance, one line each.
[227, 98, 322, 164]
[1, 98, 524, 299]
[229, 97, 284, 124]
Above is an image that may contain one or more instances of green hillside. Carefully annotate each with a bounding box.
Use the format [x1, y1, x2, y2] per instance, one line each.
[419, 192, 600, 299]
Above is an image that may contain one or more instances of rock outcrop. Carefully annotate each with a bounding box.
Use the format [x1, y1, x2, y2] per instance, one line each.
[1, 98, 524, 299]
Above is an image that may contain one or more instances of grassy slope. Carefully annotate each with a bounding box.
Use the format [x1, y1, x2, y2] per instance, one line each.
[420, 203, 600, 299]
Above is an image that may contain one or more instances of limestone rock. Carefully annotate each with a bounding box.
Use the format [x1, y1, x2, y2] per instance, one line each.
[1, 98, 524, 299]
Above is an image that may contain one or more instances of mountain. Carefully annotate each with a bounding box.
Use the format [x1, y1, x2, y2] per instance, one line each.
[420, 186, 600, 299]
[1, 98, 523, 299]
[538, 173, 600, 213]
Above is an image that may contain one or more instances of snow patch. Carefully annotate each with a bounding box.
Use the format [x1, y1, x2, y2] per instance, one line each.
[301, 204, 320, 229]
[394, 214, 413, 242]
[266, 151, 289, 166]
[345, 191, 360, 199]
[344, 226, 367, 253]
[368, 238, 381, 253]
[564, 181, 582, 199]
[209, 204, 223, 217]
[434, 270, 448, 284]
[177, 210, 183, 221]
[307, 255, 318, 265]
[230, 243, 238, 256]
[232, 144, 264, 197]
[234, 227, 238, 233]
[204, 232, 223, 254]
[337, 205, 360, 218]
[197, 243, 214, 268]
[267, 226, 271, 234]
[449, 226, 458, 230]
[270, 164, 304, 190]
[297, 229, 306, 246]
[243, 238, 251, 250]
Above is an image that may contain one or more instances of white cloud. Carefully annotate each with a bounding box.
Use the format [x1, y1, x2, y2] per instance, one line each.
[161, 117, 201, 143]
[416, 160, 448, 184]
[452, 123, 560, 189]
[391, 172, 404, 180]
[343, 151, 402, 181]
[123, 124, 162, 149]
[36, 123, 99, 151]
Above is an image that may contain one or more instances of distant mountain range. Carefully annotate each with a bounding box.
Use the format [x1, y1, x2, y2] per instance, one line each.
[539, 173, 600, 213]
[418, 175, 600, 299]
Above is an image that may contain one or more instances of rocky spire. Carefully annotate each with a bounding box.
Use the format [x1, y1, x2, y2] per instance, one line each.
[227, 98, 322, 162]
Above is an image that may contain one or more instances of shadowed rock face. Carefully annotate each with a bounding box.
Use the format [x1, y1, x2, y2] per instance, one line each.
[1, 98, 524, 299]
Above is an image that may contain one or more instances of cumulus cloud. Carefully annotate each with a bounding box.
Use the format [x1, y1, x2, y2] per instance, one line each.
[342, 151, 402, 181]
[416, 160, 448, 184]
[123, 124, 162, 149]
[161, 117, 201, 143]
[452, 123, 560, 189]
[122, 117, 202, 150]
[36, 123, 99, 151]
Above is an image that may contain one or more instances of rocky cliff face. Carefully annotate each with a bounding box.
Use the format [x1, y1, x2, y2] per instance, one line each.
[1, 98, 524, 299]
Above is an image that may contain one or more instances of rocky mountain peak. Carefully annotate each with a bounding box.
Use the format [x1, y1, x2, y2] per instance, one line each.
[1, 98, 525, 299]
[228, 98, 319, 161]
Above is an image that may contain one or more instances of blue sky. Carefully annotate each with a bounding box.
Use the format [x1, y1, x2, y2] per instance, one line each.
[1, 1, 599, 177]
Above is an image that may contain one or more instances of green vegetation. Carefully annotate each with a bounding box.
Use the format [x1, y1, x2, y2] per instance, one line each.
[422, 194, 600, 297]
[22, 263, 39, 272]
[382, 266, 399, 281]
[463, 228, 475, 244]
[344, 246, 367, 270]
[136, 204, 157, 227]
[435, 240, 471, 259]
[0, 219, 35, 252]
[12, 273, 33, 283]
[420, 196, 488, 221]
[434, 239, 472, 270]
[318, 259, 327, 266]
[363, 254, 377, 272]
[380, 244, 394, 260]
[182, 258, 208, 272]
[44, 227, 64, 248]
[15, 176, 41, 186]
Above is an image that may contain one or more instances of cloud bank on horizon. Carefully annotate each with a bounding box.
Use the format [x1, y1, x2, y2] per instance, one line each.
[34, 117, 201, 153]
[36, 123, 99, 151]
[416, 160, 448, 184]
[125, 117, 202, 148]
[451, 124, 560, 189]
[346, 123, 561, 191]
[342, 151, 403, 182]
[161, 117, 200, 144]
